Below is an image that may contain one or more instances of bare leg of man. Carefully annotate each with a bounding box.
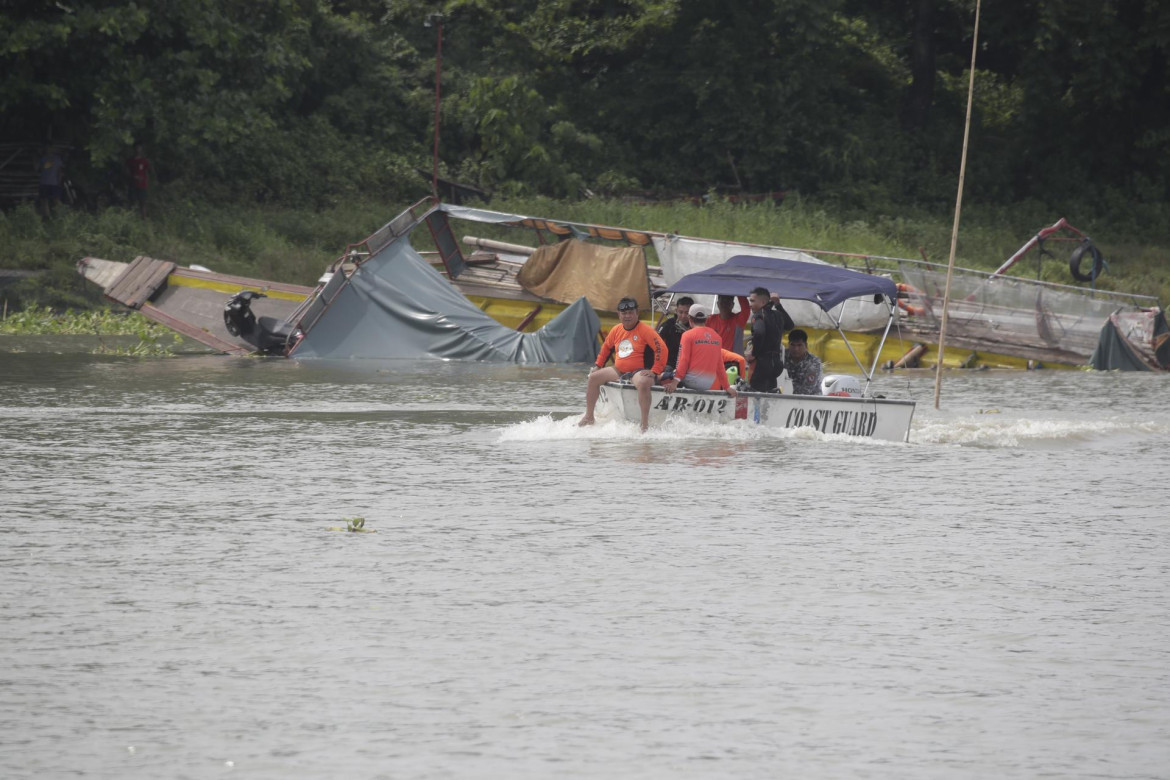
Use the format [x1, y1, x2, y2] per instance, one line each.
[579, 366, 619, 426]
[632, 370, 656, 432]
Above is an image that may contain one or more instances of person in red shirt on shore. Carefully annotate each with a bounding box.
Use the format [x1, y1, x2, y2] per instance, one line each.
[126, 145, 150, 218]
[579, 297, 668, 432]
[708, 295, 751, 354]
[661, 304, 737, 398]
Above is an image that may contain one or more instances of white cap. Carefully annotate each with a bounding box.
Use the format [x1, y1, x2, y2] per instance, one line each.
[688, 303, 710, 321]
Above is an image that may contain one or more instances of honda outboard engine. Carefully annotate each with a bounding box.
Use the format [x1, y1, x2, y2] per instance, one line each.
[223, 291, 294, 355]
[822, 374, 863, 397]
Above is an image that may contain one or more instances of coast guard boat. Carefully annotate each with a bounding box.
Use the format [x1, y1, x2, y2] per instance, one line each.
[595, 256, 917, 442]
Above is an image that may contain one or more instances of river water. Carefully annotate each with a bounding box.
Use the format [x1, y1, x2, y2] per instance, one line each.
[2, 349, 1168, 779]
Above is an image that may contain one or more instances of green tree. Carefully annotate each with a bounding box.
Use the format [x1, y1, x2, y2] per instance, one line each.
[1, 0, 425, 204]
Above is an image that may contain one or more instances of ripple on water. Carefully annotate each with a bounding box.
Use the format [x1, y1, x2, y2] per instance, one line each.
[2, 357, 1169, 778]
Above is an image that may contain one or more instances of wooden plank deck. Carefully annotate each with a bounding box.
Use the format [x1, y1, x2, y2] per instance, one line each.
[104, 256, 176, 309]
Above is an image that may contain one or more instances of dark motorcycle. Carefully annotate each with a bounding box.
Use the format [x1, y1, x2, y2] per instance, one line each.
[223, 291, 295, 355]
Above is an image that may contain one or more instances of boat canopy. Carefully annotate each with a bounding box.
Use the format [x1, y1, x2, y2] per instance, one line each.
[289, 213, 602, 362]
[661, 255, 898, 312]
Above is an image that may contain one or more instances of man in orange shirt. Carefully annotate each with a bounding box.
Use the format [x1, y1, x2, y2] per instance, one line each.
[579, 297, 668, 431]
[662, 304, 737, 397]
[721, 349, 747, 383]
[708, 295, 751, 354]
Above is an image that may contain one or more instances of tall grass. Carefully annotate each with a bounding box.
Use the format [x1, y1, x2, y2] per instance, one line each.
[0, 196, 402, 310]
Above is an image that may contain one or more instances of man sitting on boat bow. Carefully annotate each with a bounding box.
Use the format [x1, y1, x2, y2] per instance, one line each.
[579, 297, 669, 432]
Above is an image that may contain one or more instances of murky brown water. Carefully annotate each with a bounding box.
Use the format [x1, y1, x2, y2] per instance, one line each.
[2, 351, 1168, 778]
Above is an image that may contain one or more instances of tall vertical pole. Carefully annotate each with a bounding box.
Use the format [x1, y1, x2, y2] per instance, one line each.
[431, 15, 443, 201]
[933, 0, 981, 409]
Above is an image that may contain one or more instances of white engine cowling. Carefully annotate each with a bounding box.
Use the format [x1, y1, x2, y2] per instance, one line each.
[822, 374, 863, 397]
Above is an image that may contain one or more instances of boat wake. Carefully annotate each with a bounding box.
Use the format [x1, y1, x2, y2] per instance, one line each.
[914, 414, 1168, 449]
[498, 410, 1168, 450]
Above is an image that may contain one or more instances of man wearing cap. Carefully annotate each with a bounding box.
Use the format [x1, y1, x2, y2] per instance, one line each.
[662, 303, 737, 397]
[785, 329, 824, 395]
[579, 296, 668, 432]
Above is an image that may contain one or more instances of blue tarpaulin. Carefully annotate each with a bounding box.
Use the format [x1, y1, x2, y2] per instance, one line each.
[661, 255, 898, 313]
[289, 226, 602, 363]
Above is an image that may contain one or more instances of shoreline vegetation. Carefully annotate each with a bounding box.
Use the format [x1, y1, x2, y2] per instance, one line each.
[1, 192, 1167, 336]
[0, 305, 186, 355]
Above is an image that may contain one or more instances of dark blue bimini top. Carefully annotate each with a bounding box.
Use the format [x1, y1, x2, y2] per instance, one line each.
[661, 255, 898, 313]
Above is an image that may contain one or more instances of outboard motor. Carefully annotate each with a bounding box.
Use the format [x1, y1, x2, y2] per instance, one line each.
[223, 291, 294, 355]
[822, 374, 863, 397]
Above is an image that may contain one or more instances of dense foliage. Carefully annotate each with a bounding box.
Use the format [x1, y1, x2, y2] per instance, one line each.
[3, 0, 1169, 214]
[3, 0, 1169, 315]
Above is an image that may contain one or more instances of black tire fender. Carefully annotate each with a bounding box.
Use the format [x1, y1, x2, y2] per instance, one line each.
[1069, 239, 1104, 282]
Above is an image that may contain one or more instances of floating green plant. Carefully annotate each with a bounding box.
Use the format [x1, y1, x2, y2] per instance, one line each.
[0, 306, 184, 355]
[328, 516, 376, 533]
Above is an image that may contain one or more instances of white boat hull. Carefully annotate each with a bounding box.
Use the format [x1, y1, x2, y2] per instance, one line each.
[597, 382, 915, 442]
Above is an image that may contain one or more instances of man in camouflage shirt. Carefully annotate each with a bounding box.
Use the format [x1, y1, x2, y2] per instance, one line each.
[785, 329, 823, 395]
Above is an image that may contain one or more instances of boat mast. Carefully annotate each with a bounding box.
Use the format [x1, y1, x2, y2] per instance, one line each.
[427, 13, 444, 201]
[934, 0, 982, 409]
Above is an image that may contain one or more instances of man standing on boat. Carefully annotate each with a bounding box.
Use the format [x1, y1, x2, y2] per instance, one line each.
[785, 329, 823, 395]
[745, 286, 786, 392]
[769, 292, 796, 333]
[708, 295, 751, 355]
[661, 304, 737, 398]
[579, 297, 668, 432]
[656, 295, 694, 368]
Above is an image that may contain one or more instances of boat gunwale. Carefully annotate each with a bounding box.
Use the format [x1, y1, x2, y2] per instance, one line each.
[601, 381, 917, 408]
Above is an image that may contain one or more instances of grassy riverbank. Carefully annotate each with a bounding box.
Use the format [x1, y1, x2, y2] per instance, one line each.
[2, 192, 1168, 315]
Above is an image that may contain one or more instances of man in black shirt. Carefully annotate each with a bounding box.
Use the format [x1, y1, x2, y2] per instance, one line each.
[746, 287, 786, 392]
[655, 296, 694, 368]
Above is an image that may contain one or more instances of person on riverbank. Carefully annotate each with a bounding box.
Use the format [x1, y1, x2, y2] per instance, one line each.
[579, 297, 668, 432]
[35, 146, 64, 218]
[126, 145, 150, 218]
[785, 329, 823, 395]
[656, 295, 693, 368]
[662, 304, 736, 397]
[745, 286, 785, 392]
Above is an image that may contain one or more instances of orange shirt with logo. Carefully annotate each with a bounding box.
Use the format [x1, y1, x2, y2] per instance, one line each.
[595, 321, 668, 375]
[675, 325, 731, 391]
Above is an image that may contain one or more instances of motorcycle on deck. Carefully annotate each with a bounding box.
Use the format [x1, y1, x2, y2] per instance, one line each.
[223, 291, 295, 355]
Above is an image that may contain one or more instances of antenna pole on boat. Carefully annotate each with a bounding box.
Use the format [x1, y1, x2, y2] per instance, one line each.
[427, 13, 444, 200]
[934, 0, 981, 410]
